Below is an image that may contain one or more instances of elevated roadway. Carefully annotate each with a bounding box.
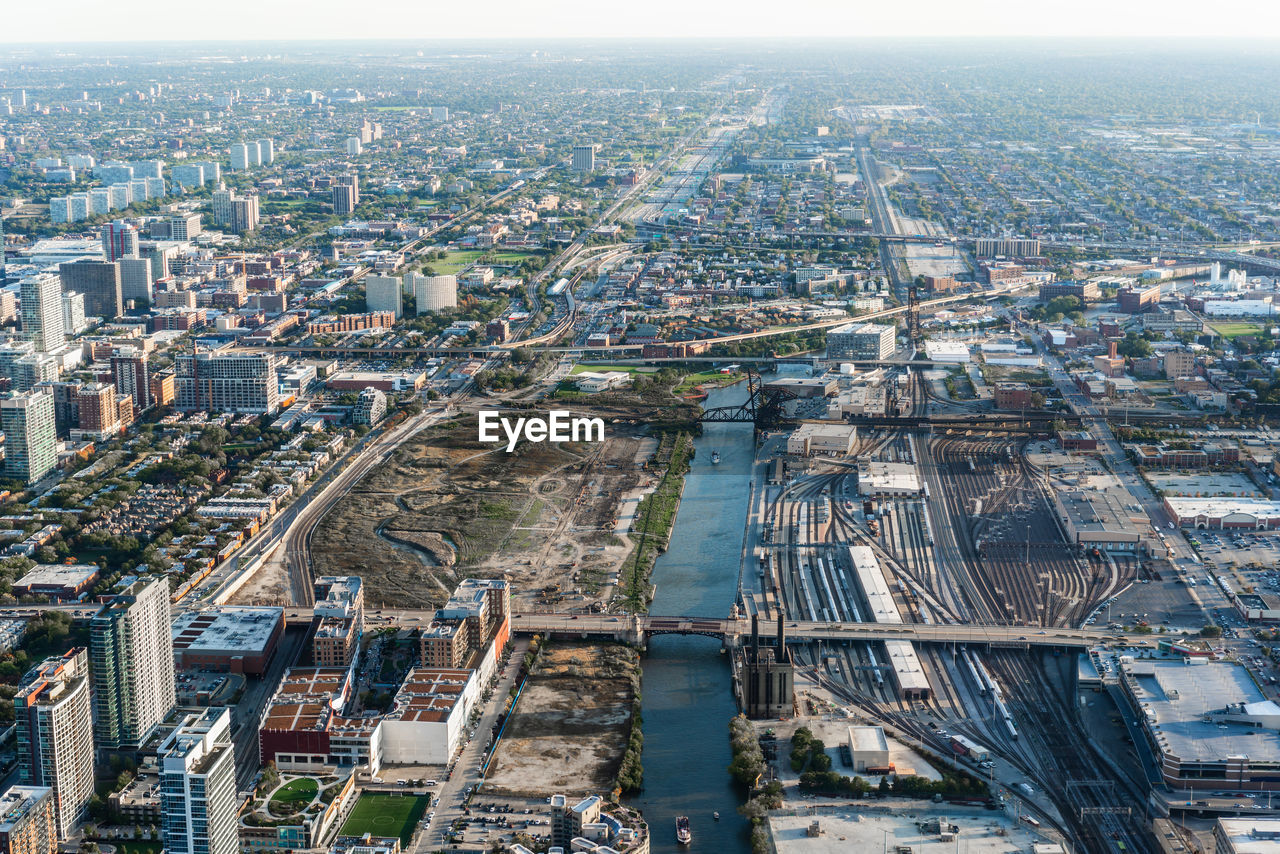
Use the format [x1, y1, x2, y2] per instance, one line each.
[275, 608, 1149, 649]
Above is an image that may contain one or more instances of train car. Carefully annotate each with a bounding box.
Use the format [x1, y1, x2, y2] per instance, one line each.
[1020, 815, 1040, 828]
[963, 651, 987, 696]
[950, 734, 989, 761]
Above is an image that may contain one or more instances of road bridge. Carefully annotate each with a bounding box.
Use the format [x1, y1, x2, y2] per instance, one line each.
[278, 608, 1149, 650]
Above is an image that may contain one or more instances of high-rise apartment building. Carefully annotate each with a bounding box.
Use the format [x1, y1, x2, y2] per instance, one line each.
[111, 347, 152, 411]
[332, 174, 359, 215]
[118, 256, 153, 304]
[229, 143, 250, 171]
[174, 350, 279, 414]
[13, 649, 94, 840]
[61, 291, 86, 336]
[408, 272, 458, 313]
[0, 785, 58, 854]
[168, 213, 202, 241]
[100, 221, 139, 262]
[159, 708, 238, 854]
[58, 259, 122, 320]
[1, 390, 56, 484]
[345, 137, 362, 156]
[90, 577, 176, 751]
[229, 194, 259, 233]
[212, 185, 233, 227]
[364, 275, 402, 319]
[75, 382, 121, 437]
[256, 138, 275, 164]
[571, 144, 596, 173]
[20, 274, 65, 352]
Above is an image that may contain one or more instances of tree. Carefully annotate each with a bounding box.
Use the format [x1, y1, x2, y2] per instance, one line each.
[1201, 624, 1223, 638]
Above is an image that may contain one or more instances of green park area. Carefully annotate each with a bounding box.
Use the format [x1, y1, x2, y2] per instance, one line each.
[269, 778, 318, 809]
[427, 250, 538, 276]
[338, 793, 430, 845]
[1210, 322, 1264, 339]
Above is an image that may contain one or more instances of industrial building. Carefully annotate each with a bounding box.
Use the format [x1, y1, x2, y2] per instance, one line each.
[826, 322, 896, 361]
[1120, 658, 1280, 790]
[12, 564, 99, 600]
[740, 614, 794, 719]
[846, 726, 890, 773]
[1047, 466, 1145, 554]
[1215, 818, 1280, 854]
[171, 607, 284, 674]
[786, 423, 857, 457]
[848, 546, 930, 699]
[856, 461, 922, 497]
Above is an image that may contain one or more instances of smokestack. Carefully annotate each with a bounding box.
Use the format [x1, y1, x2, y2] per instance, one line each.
[1108, 340, 1118, 359]
[777, 612, 786, 649]
[751, 613, 759, 659]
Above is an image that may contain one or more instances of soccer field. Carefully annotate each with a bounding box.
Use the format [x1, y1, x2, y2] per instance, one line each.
[338, 792, 430, 845]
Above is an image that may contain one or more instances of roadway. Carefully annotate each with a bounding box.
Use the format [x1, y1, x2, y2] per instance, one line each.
[275, 609, 1151, 649]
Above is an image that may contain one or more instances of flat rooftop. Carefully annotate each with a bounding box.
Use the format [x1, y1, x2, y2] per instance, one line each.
[769, 808, 1039, 854]
[1123, 660, 1280, 764]
[14, 563, 98, 589]
[848, 725, 888, 753]
[172, 606, 282, 654]
[1166, 497, 1280, 519]
[1216, 818, 1280, 854]
[857, 461, 921, 494]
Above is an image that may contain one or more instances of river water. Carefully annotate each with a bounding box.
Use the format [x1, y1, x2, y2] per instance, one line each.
[625, 383, 756, 854]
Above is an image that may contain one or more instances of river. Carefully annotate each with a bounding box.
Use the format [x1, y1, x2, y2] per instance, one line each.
[625, 382, 756, 854]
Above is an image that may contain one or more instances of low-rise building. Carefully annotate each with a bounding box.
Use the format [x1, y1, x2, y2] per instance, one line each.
[786, 423, 857, 457]
[171, 607, 284, 675]
[856, 461, 921, 497]
[12, 564, 99, 600]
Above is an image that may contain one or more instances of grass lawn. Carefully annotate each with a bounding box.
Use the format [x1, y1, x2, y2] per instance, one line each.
[674, 370, 743, 395]
[426, 249, 538, 276]
[1211, 322, 1264, 339]
[570, 363, 642, 376]
[339, 793, 430, 845]
[271, 778, 319, 807]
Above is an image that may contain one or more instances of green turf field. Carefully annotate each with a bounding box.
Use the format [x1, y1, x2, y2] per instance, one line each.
[338, 792, 430, 845]
[1210, 321, 1264, 339]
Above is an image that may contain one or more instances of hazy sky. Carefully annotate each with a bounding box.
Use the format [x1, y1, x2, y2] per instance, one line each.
[10, 0, 1280, 41]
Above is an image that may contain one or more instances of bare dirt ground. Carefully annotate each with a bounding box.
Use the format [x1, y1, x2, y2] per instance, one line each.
[311, 412, 655, 610]
[484, 643, 639, 797]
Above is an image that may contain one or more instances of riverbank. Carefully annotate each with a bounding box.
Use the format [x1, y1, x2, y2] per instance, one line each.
[620, 432, 693, 612]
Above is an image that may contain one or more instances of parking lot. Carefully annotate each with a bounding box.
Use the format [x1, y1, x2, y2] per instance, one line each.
[1192, 529, 1280, 570]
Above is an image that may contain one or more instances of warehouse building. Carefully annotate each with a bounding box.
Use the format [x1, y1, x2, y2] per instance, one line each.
[856, 461, 922, 497]
[826, 322, 896, 361]
[848, 546, 930, 700]
[12, 564, 99, 600]
[171, 607, 284, 675]
[847, 726, 890, 773]
[786, 423, 857, 457]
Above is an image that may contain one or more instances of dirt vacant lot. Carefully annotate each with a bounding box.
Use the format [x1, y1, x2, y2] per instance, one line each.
[485, 642, 639, 797]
